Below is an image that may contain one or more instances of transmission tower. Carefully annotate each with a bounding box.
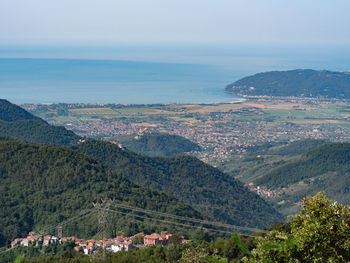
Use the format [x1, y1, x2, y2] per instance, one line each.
[93, 194, 113, 262]
[57, 226, 63, 239]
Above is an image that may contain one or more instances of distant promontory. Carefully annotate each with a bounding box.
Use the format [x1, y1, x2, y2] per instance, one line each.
[225, 69, 350, 98]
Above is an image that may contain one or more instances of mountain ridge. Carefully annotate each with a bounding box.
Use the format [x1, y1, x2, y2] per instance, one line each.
[0, 99, 80, 145]
[74, 139, 283, 228]
[0, 99, 283, 231]
[0, 138, 204, 247]
[225, 69, 350, 98]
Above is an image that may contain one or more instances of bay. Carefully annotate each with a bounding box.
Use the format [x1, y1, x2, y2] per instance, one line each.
[0, 58, 237, 104]
[1, 44, 350, 104]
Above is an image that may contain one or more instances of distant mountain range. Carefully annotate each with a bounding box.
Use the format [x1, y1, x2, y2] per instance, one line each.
[225, 69, 350, 98]
[0, 99, 283, 245]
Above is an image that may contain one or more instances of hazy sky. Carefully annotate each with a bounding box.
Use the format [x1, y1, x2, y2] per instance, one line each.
[1, 0, 349, 45]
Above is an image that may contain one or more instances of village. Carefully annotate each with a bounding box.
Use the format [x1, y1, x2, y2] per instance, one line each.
[245, 182, 279, 198]
[11, 231, 186, 256]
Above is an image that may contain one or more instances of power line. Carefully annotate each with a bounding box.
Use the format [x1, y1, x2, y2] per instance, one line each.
[99, 207, 234, 234]
[0, 202, 267, 257]
[101, 207, 266, 238]
[0, 209, 95, 256]
[93, 195, 113, 262]
[112, 203, 267, 233]
[36, 209, 94, 236]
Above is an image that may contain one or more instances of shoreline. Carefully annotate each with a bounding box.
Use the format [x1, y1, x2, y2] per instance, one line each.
[17, 95, 349, 107]
[17, 97, 246, 107]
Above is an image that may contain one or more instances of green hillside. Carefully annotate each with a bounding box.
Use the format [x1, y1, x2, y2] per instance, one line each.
[0, 119, 80, 145]
[0, 99, 41, 122]
[248, 143, 350, 215]
[256, 143, 350, 188]
[73, 139, 283, 228]
[0, 139, 203, 247]
[0, 99, 79, 145]
[244, 139, 327, 156]
[266, 139, 328, 156]
[0, 99, 283, 229]
[225, 69, 350, 98]
[115, 133, 201, 157]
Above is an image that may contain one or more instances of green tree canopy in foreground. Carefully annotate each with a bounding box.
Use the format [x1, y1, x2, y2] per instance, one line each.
[245, 192, 350, 262]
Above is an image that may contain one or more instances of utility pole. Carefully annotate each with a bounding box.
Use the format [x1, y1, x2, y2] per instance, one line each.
[57, 226, 63, 239]
[93, 194, 113, 262]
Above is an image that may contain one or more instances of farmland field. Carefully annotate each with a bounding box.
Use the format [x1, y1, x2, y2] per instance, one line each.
[23, 98, 350, 165]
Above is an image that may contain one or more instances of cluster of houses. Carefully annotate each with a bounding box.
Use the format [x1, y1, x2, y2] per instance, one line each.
[11, 231, 185, 255]
[246, 182, 278, 198]
[74, 235, 134, 255]
[11, 235, 60, 248]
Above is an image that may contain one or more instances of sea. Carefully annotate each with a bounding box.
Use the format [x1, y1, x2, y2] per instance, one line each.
[1, 44, 350, 104]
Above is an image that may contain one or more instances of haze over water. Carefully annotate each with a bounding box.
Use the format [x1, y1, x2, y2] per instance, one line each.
[1, 44, 350, 104]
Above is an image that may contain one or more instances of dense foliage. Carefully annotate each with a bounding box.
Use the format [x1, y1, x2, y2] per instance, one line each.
[0, 119, 80, 145]
[0, 99, 41, 122]
[226, 69, 350, 98]
[115, 133, 201, 157]
[0, 99, 80, 145]
[244, 193, 350, 262]
[0, 99, 281, 237]
[0, 241, 75, 263]
[0, 139, 204, 247]
[245, 139, 327, 156]
[266, 139, 327, 156]
[256, 143, 350, 188]
[73, 139, 283, 228]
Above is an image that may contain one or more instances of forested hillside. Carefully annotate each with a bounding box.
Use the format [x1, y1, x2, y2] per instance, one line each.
[256, 143, 350, 188]
[0, 99, 41, 122]
[73, 139, 283, 228]
[266, 139, 328, 156]
[0, 139, 203, 247]
[0, 99, 283, 229]
[115, 132, 201, 157]
[0, 99, 80, 145]
[248, 143, 350, 215]
[225, 69, 350, 98]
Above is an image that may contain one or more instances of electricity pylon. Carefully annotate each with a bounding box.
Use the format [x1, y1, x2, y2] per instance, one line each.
[93, 194, 113, 262]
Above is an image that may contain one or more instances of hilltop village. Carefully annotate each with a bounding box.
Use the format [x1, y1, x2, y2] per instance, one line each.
[11, 231, 185, 255]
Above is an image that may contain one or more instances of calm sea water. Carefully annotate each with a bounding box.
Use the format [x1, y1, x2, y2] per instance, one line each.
[0, 58, 238, 104]
[1, 44, 350, 104]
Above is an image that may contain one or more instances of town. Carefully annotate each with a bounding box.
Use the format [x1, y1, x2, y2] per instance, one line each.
[23, 98, 350, 167]
[11, 231, 186, 256]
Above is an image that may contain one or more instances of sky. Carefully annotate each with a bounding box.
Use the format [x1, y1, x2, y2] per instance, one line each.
[1, 0, 350, 46]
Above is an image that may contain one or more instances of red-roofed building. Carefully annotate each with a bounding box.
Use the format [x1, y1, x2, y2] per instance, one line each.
[144, 233, 164, 246]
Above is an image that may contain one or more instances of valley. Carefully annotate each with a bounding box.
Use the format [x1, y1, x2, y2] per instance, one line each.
[24, 98, 350, 164]
[0, 99, 281, 252]
[3, 0, 350, 260]
[22, 98, 350, 218]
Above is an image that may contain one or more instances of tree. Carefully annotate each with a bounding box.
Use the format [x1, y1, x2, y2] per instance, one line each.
[132, 234, 144, 245]
[244, 192, 350, 262]
[179, 243, 215, 263]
